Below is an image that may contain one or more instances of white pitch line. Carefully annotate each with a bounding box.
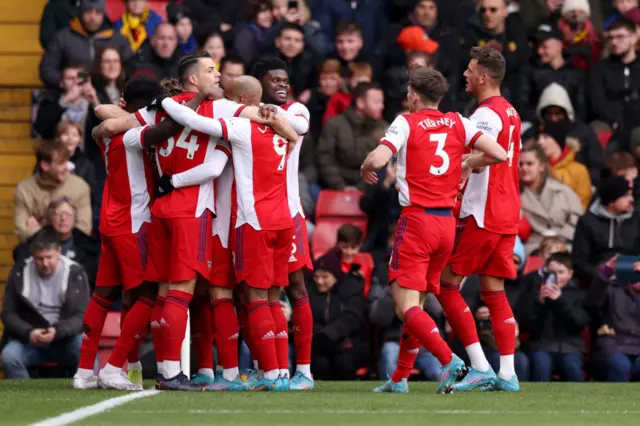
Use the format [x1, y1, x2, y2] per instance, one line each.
[28, 390, 160, 426]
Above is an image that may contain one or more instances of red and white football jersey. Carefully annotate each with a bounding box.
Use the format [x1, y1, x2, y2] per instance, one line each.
[281, 101, 310, 218]
[460, 96, 522, 234]
[98, 126, 153, 236]
[380, 109, 482, 209]
[219, 117, 292, 231]
[135, 93, 244, 219]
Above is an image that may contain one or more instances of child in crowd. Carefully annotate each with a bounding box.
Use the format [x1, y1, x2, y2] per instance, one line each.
[335, 224, 373, 296]
[199, 33, 226, 69]
[322, 61, 373, 125]
[168, 2, 197, 55]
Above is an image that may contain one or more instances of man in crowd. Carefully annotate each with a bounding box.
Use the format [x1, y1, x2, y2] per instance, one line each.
[1, 229, 90, 379]
[128, 22, 183, 81]
[273, 23, 318, 98]
[39, 0, 132, 89]
[14, 141, 92, 243]
[219, 56, 246, 93]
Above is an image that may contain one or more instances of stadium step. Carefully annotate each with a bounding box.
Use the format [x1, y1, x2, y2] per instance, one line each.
[0, 122, 32, 138]
[0, 168, 33, 186]
[0, 199, 14, 218]
[0, 155, 36, 169]
[0, 24, 42, 55]
[0, 1, 48, 24]
[0, 54, 42, 87]
[0, 89, 32, 106]
[0, 234, 17, 251]
[0, 105, 31, 122]
[0, 139, 36, 155]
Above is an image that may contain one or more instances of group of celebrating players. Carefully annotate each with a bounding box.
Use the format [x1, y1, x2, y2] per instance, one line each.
[71, 43, 523, 394]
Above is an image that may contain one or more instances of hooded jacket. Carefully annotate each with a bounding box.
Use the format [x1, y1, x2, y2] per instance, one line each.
[39, 17, 132, 89]
[536, 82, 604, 187]
[521, 177, 584, 254]
[549, 141, 592, 209]
[572, 199, 640, 285]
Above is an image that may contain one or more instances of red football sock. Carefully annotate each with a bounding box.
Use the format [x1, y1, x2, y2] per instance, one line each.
[107, 297, 154, 368]
[237, 303, 257, 365]
[437, 282, 480, 347]
[248, 300, 278, 372]
[212, 298, 240, 369]
[162, 290, 193, 362]
[404, 306, 452, 366]
[190, 295, 214, 371]
[127, 338, 142, 364]
[150, 295, 165, 365]
[78, 294, 113, 370]
[391, 325, 420, 382]
[291, 294, 313, 366]
[269, 302, 289, 371]
[481, 290, 516, 356]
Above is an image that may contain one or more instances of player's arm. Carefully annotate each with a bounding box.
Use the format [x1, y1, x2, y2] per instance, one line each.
[360, 116, 408, 184]
[141, 95, 204, 147]
[272, 105, 310, 135]
[160, 97, 224, 137]
[171, 146, 230, 188]
[94, 104, 129, 120]
[460, 114, 507, 170]
[239, 105, 298, 143]
[92, 114, 140, 141]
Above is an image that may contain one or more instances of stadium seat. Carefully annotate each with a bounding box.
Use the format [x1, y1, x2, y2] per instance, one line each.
[106, 0, 169, 23]
[315, 190, 365, 219]
[97, 312, 122, 369]
[523, 255, 544, 275]
[597, 130, 612, 149]
[311, 218, 368, 259]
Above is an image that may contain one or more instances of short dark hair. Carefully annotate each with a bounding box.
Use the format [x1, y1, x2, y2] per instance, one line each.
[122, 75, 162, 106]
[408, 67, 448, 103]
[547, 251, 573, 269]
[336, 21, 362, 37]
[177, 51, 212, 85]
[352, 81, 380, 101]
[609, 18, 636, 33]
[279, 22, 304, 37]
[36, 140, 69, 164]
[337, 224, 364, 245]
[30, 228, 61, 254]
[470, 46, 506, 84]
[250, 56, 289, 80]
[608, 151, 638, 174]
[220, 55, 246, 73]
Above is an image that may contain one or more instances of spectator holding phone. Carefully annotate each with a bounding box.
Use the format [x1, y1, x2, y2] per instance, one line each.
[587, 255, 640, 381]
[518, 252, 589, 382]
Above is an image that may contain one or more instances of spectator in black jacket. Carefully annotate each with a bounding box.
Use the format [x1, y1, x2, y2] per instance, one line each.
[589, 19, 640, 152]
[39, 0, 80, 49]
[229, 0, 274, 66]
[572, 175, 640, 285]
[1, 230, 90, 379]
[13, 197, 100, 289]
[272, 23, 318, 98]
[587, 255, 640, 382]
[360, 161, 400, 253]
[306, 58, 343, 142]
[457, 0, 531, 106]
[518, 252, 589, 382]
[127, 23, 183, 81]
[517, 23, 587, 125]
[308, 249, 367, 380]
[55, 121, 97, 196]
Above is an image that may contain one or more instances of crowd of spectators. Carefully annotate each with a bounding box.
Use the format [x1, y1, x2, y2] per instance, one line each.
[1, 0, 639, 382]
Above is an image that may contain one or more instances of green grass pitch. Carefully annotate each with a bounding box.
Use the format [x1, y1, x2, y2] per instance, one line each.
[0, 380, 639, 426]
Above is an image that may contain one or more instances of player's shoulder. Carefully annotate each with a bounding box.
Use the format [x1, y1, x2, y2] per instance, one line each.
[282, 101, 309, 115]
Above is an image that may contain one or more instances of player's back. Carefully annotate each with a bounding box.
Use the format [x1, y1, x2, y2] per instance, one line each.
[281, 101, 310, 218]
[99, 128, 151, 236]
[461, 96, 521, 234]
[385, 109, 479, 209]
[221, 118, 291, 231]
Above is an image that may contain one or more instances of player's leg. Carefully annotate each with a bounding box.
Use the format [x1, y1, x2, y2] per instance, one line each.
[268, 286, 290, 380]
[190, 282, 214, 385]
[207, 238, 243, 390]
[73, 236, 121, 389]
[151, 282, 168, 380]
[286, 215, 314, 389]
[439, 217, 493, 379]
[235, 284, 258, 372]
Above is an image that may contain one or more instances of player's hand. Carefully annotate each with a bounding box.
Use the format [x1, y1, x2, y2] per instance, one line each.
[361, 168, 378, 185]
[259, 104, 279, 121]
[119, 97, 127, 109]
[156, 174, 175, 198]
[146, 94, 167, 111]
[202, 86, 224, 100]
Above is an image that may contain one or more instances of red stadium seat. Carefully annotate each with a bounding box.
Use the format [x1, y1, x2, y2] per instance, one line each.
[97, 312, 122, 370]
[106, 0, 169, 23]
[311, 218, 368, 259]
[597, 130, 612, 149]
[315, 190, 365, 219]
[523, 255, 544, 275]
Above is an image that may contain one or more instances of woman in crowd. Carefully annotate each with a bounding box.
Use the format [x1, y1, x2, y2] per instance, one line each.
[519, 144, 585, 255]
[200, 32, 226, 69]
[231, 0, 275, 65]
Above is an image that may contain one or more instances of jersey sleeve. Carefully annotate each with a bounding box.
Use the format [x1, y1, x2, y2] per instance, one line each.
[460, 115, 483, 148]
[379, 115, 410, 154]
[212, 98, 245, 118]
[215, 139, 232, 158]
[278, 102, 310, 135]
[171, 149, 229, 189]
[122, 126, 147, 151]
[219, 117, 252, 147]
[161, 97, 224, 137]
[470, 107, 503, 140]
[135, 107, 156, 126]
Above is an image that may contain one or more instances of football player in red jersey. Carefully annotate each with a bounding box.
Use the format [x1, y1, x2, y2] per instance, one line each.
[160, 76, 298, 391]
[249, 57, 315, 390]
[361, 68, 507, 394]
[441, 47, 524, 392]
[72, 76, 202, 390]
